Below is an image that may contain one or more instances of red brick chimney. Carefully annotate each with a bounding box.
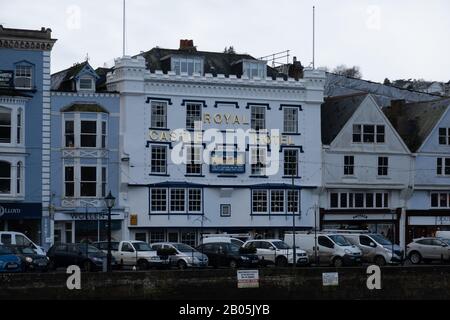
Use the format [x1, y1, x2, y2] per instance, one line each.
[179, 39, 195, 51]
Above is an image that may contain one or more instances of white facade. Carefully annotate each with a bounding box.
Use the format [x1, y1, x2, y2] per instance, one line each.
[321, 95, 413, 249]
[107, 56, 325, 244]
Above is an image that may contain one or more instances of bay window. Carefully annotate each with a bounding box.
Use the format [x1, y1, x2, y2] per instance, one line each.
[0, 161, 11, 194]
[0, 160, 24, 196]
[150, 187, 203, 214]
[251, 189, 300, 214]
[64, 165, 108, 198]
[62, 113, 108, 149]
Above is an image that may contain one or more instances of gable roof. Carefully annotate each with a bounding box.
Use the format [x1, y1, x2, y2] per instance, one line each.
[382, 98, 450, 152]
[135, 47, 279, 78]
[321, 92, 368, 145]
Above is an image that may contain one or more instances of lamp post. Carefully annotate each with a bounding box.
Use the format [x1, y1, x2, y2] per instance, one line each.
[104, 191, 116, 272]
[291, 173, 296, 268]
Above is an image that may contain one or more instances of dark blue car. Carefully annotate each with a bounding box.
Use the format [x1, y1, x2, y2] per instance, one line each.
[0, 245, 22, 273]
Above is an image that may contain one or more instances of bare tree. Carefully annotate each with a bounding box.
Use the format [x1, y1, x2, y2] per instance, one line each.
[223, 46, 236, 54]
[332, 64, 362, 79]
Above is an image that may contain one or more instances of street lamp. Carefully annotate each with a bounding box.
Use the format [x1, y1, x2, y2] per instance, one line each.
[104, 191, 116, 272]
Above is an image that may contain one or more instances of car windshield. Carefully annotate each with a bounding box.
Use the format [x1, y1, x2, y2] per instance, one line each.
[272, 241, 291, 249]
[0, 246, 13, 255]
[329, 235, 352, 246]
[370, 234, 392, 246]
[231, 239, 244, 246]
[229, 244, 241, 253]
[133, 242, 153, 251]
[172, 243, 195, 252]
[79, 245, 102, 254]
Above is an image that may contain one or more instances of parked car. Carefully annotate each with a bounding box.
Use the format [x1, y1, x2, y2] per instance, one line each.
[407, 237, 450, 264]
[0, 244, 22, 273]
[0, 231, 46, 255]
[242, 239, 309, 267]
[150, 242, 208, 269]
[284, 232, 362, 267]
[201, 236, 245, 247]
[94, 241, 163, 270]
[47, 243, 116, 271]
[340, 232, 404, 266]
[8, 245, 49, 272]
[197, 242, 259, 268]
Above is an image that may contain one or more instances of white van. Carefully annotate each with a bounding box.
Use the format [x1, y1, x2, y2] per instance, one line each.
[0, 231, 46, 255]
[284, 232, 362, 267]
[435, 231, 450, 239]
[338, 231, 404, 266]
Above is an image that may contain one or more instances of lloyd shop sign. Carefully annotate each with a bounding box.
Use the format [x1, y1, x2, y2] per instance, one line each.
[0, 203, 42, 220]
[0, 70, 14, 88]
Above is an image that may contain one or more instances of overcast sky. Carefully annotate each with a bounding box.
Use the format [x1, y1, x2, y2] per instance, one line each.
[1, 0, 449, 82]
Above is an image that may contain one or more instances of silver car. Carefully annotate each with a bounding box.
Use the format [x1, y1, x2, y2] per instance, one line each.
[150, 242, 208, 269]
[407, 237, 450, 264]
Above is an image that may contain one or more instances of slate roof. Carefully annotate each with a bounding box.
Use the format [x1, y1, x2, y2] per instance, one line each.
[321, 93, 368, 145]
[382, 98, 450, 152]
[61, 102, 109, 114]
[51, 61, 89, 91]
[135, 47, 279, 78]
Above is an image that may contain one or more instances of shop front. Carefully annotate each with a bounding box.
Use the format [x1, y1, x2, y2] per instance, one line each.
[53, 210, 124, 244]
[0, 203, 42, 244]
[406, 211, 450, 244]
[320, 208, 401, 244]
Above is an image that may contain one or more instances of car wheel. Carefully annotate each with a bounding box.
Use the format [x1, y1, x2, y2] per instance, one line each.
[83, 260, 93, 272]
[275, 256, 288, 267]
[229, 259, 237, 269]
[333, 257, 344, 268]
[409, 251, 422, 264]
[374, 255, 386, 267]
[177, 260, 187, 270]
[137, 260, 149, 270]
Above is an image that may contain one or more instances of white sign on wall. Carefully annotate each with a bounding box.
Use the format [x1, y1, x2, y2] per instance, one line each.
[237, 270, 259, 288]
[322, 272, 339, 286]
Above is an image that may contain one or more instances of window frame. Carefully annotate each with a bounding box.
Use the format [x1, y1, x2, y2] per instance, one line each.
[78, 77, 94, 91]
[377, 156, 389, 176]
[250, 146, 267, 176]
[171, 56, 204, 76]
[283, 148, 298, 177]
[150, 144, 168, 174]
[186, 144, 202, 175]
[352, 124, 385, 144]
[14, 64, 33, 89]
[344, 155, 354, 176]
[250, 105, 266, 131]
[185, 102, 202, 130]
[430, 192, 450, 208]
[283, 107, 298, 133]
[329, 191, 389, 209]
[150, 101, 168, 129]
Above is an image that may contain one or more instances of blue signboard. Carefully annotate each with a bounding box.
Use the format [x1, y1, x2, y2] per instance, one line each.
[0, 71, 14, 88]
[210, 150, 245, 174]
[0, 203, 42, 220]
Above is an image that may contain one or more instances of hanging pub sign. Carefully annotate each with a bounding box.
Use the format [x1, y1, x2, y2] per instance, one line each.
[0, 71, 14, 88]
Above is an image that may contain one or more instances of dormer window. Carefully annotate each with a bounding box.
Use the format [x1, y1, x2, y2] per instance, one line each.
[243, 60, 267, 79]
[171, 56, 204, 75]
[79, 77, 94, 91]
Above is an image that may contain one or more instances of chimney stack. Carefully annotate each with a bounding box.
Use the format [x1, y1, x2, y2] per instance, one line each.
[179, 39, 195, 51]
